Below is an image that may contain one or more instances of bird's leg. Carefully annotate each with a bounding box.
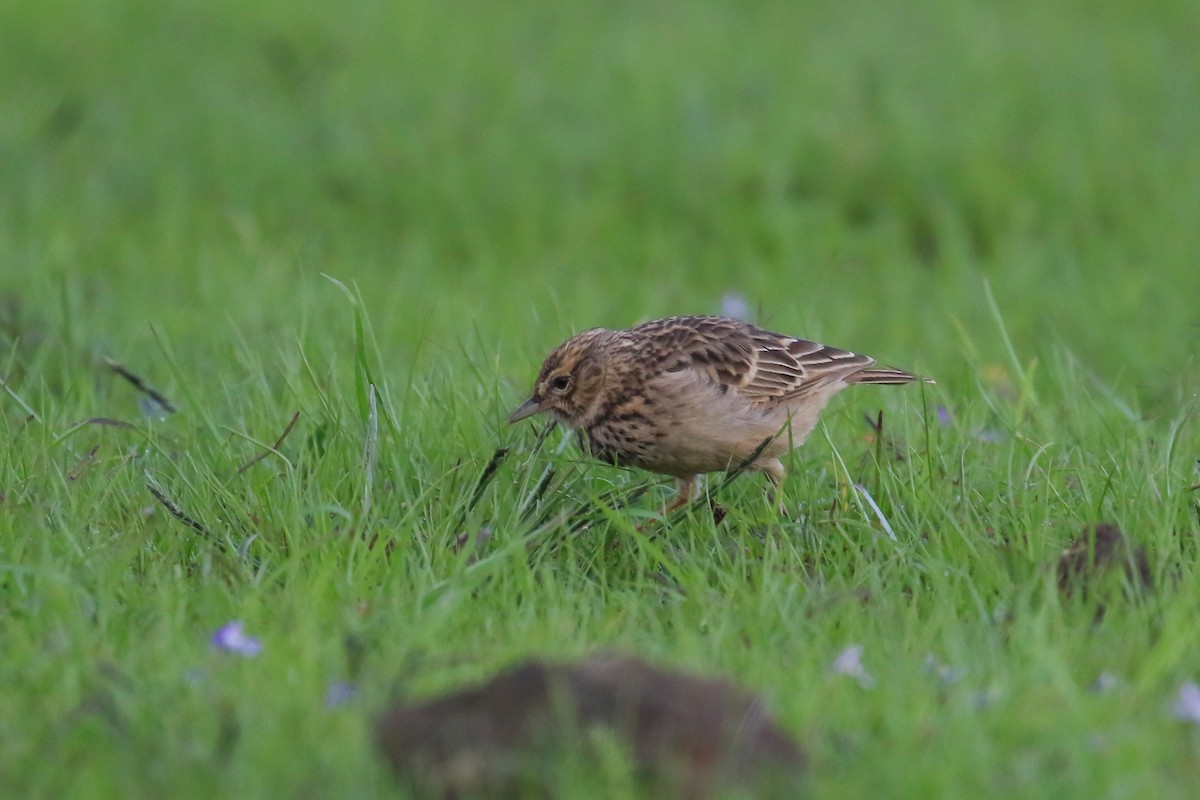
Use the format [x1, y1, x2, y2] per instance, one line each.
[632, 476, 697, 533]
[664, 475, 697, 514]
[761, 459, 789, 517]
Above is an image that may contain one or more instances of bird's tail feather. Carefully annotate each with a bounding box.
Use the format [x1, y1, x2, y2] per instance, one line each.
[850, 368, 932, 385]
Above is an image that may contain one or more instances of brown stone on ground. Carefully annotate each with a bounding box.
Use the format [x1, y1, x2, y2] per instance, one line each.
[1057, 522, 1153, 601]
[374, 653, 804, 799]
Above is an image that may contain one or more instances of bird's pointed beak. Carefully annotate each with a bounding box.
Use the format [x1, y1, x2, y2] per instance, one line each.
[507, 396, 544, 424]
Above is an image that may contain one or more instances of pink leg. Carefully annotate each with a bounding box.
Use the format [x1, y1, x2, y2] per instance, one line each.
[760, 459, 789, 516]
[664, 475, 697, 513]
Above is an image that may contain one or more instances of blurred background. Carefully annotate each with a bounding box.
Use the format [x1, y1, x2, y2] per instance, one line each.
[2, 0, 1198, 410]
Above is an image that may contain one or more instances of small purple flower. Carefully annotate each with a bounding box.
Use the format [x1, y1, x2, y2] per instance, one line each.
[720, 292, 752, 322]
[1171, 682, 1200, 724]
[972, 687, 1000, 710]
[138, 394, 173, 421]
[211, 621, 262, 657]
[831, 644, 875, 689]
[922, 654, 964, 685]
[325, 681, 357, 709]
[936, 405, 953, 427]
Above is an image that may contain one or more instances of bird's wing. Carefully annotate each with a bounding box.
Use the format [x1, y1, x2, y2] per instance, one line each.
[742, 326, 876, 401]
[634, 316, 874, 403]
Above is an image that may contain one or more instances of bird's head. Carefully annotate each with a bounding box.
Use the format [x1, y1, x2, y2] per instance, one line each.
[508, 329, 610, 428]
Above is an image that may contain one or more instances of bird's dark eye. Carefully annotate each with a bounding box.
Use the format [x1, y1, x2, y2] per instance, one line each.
[550, 375, 571, 393]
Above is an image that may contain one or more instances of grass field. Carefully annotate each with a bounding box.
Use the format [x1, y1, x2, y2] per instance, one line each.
[2, 0, 1200, 796]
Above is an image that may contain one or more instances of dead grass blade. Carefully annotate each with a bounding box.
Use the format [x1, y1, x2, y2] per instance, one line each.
[234, 411, 301, 476]
[104, 357, 176, 414]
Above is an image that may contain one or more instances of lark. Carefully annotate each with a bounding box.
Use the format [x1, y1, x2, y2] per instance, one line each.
[508, 315, 927, 511]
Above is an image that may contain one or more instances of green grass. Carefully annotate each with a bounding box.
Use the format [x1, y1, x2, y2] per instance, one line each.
[2, 0, 1200, 796]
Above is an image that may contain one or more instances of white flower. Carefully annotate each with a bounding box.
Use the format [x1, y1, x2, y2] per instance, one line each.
[831, 644, 875, 689]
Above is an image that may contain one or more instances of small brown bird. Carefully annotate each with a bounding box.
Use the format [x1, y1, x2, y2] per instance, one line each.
[509, 315, 927, 510]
